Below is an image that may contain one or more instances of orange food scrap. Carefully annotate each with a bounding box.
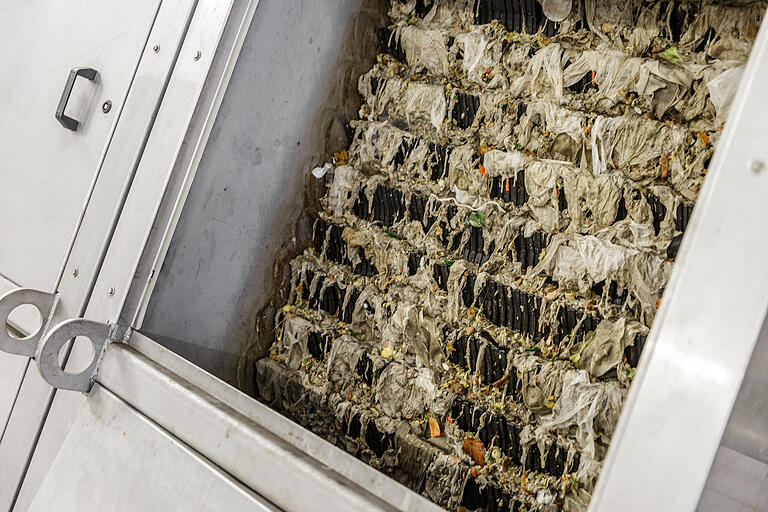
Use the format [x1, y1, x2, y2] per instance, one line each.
[477, 142, 494, 156]
[429, 416, 442, 438]
[492, 373, 509, 389]
[462, 438, 487, 466]
[660, 153, 670, 180]
[478, 164, 487, 177]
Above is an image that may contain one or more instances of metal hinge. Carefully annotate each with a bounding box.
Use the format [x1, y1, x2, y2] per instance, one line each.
[0, 288, 59, 357]
[0, 287, 118, 393]
[37, 318, 119, 393]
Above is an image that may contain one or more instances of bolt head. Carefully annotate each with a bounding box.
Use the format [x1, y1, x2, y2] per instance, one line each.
[193, 50, 202, 61]
[108, 287, 115, 296]
[72, 268, 79, 277]
[152, 44, 160, 53]
[102, 100, 112, 114]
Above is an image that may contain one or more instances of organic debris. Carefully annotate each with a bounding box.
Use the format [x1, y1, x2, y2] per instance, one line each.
[253, 1, 761, 510]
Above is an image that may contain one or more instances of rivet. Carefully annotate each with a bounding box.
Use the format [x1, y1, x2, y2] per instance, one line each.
[152, 44, 160, 53]
[750, 160, 764, 173]
[193, 50, 202, 61]
[108, 287, 115, 296]
[72, 268, 79, 277]
[102, 100, 112, 114]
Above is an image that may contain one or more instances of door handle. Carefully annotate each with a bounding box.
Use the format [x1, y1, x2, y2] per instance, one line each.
[55, 67, 98, 131]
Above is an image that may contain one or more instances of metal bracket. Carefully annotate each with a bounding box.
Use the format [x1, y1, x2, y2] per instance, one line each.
[0, 288, 59, 357]
[36, 318, 115, 393]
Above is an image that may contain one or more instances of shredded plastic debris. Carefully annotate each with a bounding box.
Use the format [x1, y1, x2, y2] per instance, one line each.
[253, 1, 761, 510]
[312, 162, 333, 179]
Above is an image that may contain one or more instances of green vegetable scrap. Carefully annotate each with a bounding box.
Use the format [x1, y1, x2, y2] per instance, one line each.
[662, 47, 682, 63]
[467, 211, 486, 228]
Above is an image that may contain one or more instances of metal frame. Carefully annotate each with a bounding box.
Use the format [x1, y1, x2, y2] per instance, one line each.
[591, 14, 768, 512]
[19, 332, 441, 511]
[84, 0, 248, 328]
[108, 335, 435, 511]
[7, 0, 768, 509]
[0, 0, 162, 295]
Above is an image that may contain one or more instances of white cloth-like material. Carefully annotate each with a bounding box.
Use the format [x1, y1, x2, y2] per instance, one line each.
[707, 65, 745, 127]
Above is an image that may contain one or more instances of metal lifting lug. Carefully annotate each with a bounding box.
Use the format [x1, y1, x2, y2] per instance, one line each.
[36, 318, 116, 393]
[0, 288, 59, 357]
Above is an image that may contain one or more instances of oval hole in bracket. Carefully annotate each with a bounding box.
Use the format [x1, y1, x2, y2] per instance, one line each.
[6, 303, 44, 341]
[56, 336, 97, 375]
[0, 288, 58, 357]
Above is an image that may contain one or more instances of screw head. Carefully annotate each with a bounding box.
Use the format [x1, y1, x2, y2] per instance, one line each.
[193, 50, 202, 61]
[108, 287, 115, 296]
[102, 100, 112, 114]
[72, 268, 79, 277]
[152, 44, 160, 53]
[750, 160, 765, 173]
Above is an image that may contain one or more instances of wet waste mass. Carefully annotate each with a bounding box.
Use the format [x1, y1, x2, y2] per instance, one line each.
[252, 1, 762, 510]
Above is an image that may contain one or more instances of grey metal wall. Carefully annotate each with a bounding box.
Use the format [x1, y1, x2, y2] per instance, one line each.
[140, 0, 386, 384]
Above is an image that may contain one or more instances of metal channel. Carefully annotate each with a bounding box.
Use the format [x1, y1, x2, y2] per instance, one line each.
[591, 14, 768, 512]
[136, 0, 388, 383]
[118, 0, 261, 331]
[21, 329, 441, 510]
[83, 0, 241, 327]
[96, 336, 440, 512]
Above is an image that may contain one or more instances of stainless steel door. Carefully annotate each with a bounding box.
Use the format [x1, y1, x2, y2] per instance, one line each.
[0, 0, 162, 291]
[0, 0, 162, 426]
[0, 0, 178, 503]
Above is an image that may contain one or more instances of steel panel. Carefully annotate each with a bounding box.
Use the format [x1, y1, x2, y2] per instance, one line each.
[698, 446, 768, 511]
[25, 384, 278, 512]
[84, 0, 239, 328]
[0, 0, 200, 505]
[0, 276, 36, 437]
[0, 0, 162, 292]
[0, 355, 27, 439]
[720, 320, 768, 464]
